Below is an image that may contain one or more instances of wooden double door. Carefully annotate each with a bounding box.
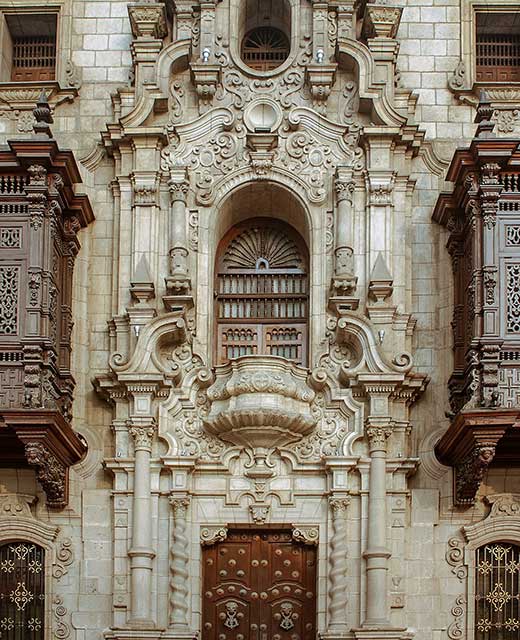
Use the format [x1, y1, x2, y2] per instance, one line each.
[202, 528, 317, 640]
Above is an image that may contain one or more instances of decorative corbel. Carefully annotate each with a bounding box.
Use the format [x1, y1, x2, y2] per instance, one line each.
[292, 525, 319, 546]
[247, 132, 278, 177]
[200, 525, 228, 546]
[362, 4, 402, 40]
[306, 64, 338, 114]
[190, 63, 221, 114]
[25, 442, 67, 509]
[128, 3, 167, 39]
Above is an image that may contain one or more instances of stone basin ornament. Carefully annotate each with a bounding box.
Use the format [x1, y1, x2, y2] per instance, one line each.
[202, 356, 318, 450]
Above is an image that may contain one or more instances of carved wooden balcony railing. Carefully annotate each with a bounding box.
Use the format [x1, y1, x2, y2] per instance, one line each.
[0, 123, 94, 508]
[433, 109, 520, 506]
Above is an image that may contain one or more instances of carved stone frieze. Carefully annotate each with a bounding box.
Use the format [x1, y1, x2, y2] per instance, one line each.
[128, 4, 167, 39]
[202, 356, 318, 450]
[200, 525, 228, 546]
[292, 525, 319, 546]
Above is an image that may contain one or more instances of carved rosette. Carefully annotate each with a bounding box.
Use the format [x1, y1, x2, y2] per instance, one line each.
[169, 496, 190, 627]
[24, 442, 67, 509]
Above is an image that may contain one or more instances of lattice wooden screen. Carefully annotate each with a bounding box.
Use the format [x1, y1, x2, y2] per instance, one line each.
[476, 32, 520, 82]
[241, 27, 290, 71]
[11, 36, 56, 82]
[215, 220, 308, 365]
[0, 542, 45, 639]
[475, 543, 520, 639]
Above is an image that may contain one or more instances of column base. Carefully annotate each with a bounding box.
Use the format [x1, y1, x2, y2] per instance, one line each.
[353, 627, 415, 640]
[319, 629, 352, 640]
[105, 629, 197, 640]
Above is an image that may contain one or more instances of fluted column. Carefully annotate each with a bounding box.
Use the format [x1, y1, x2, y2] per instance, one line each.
[328, 497, 350, 631]
[363, 424, 392, 627]
[166, 170, 190, 295]
[168, 496, 191, 628]
[128, 419, 156, 627]
[332, 174, 357, 296]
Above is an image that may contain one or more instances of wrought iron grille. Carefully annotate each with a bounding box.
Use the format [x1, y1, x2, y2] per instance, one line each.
[0, 542, 45, 639]
[11, 36, 56, 82]
[475, 543, 520, 639]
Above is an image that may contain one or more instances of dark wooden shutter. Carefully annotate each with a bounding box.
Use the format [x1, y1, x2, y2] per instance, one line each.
[241, 27, 290, 71]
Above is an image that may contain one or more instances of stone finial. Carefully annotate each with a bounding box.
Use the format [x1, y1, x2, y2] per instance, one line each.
[33, 90, 54, 138]
[368, 252, 393, 304]
[130, 255, 155, 305]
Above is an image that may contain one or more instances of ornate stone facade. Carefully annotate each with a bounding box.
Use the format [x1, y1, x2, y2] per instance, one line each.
[0, 1, 520, 640]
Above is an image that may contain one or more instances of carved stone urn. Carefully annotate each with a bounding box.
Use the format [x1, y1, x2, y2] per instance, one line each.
[202, 356, 318, 450]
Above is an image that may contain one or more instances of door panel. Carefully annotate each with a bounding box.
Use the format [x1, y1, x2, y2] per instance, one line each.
[202, 529, 317, 640]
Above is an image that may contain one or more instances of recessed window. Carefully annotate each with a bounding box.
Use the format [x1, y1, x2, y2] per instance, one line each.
[476, 12, 520, 82]
[0, 541, 45, 638]
[1, 13, 57, 83]
[475, 542, 520, 639]
[241, 27, 290, 71]
[215, 220, 308, 365]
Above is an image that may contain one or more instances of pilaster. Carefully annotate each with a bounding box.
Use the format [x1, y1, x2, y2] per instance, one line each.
[128, 3, 168, 94]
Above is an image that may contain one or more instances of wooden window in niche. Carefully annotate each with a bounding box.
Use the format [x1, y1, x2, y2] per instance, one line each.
[241, 27, 289, 71]
[476, 12, 520, 82]
[0, 542, 45, 639]
[475, 543, 520, 639]
[215, 220, 308, 366]
[6, 14, 57, 82]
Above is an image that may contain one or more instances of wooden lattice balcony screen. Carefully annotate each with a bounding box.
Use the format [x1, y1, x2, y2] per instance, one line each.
[215, 221, 308, 366]
[476, 33, 520, 82]
[11, 36, 56, 82]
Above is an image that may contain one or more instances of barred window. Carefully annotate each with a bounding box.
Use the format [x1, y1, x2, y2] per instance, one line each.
[215, 220, 308, 366]
[476, 12, 520, 83]
[241, 27, 290, 71]
[3, 13, 57, 83]
[475, 543, 520, 639]
[0, 542, 45, 639]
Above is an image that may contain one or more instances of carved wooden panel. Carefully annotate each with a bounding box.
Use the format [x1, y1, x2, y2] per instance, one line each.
[0, 542, 45, 639]
[202, 529, 316, 640]
[215, 220, 308, 366]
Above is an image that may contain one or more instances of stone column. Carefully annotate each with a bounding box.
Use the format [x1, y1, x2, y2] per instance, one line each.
[332, 174, 357, 296]
[328, 497, 350, 632]
[128, 419, 156, 627]
[168, 496, 191, 629]
[166, 170, 191, 297]
[363, 424, 392, 627]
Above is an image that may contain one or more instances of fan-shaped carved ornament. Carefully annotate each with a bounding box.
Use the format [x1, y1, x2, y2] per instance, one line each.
[222, 224, 304, 271]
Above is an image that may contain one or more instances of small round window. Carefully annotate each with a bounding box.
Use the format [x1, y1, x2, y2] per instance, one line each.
[241, 27, 290, 72]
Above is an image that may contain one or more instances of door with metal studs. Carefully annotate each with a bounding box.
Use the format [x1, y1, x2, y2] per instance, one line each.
[202, 528, 317, 640]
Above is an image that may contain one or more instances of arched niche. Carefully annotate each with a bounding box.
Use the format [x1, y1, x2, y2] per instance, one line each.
[209, 181, 312, 367]
[228, 0, 299, 77]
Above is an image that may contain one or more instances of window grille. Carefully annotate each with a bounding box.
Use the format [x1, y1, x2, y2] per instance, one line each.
[11, 36, 56, 82]
[241, 27, 290, 71]
[215, 221, 308, 365]
[476, 13, 520, 83]
[475, 543, 520, 639]
[0, 542, 45, 639]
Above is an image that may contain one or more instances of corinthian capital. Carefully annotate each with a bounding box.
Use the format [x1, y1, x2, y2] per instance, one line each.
[366, 425, 392, 452]
[169, 495, 190, 517]
[168, 178, 189, 204]
[329, 497, 350, 518]
[335, 179, 355, 203]
[129, 423, 156, 451]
